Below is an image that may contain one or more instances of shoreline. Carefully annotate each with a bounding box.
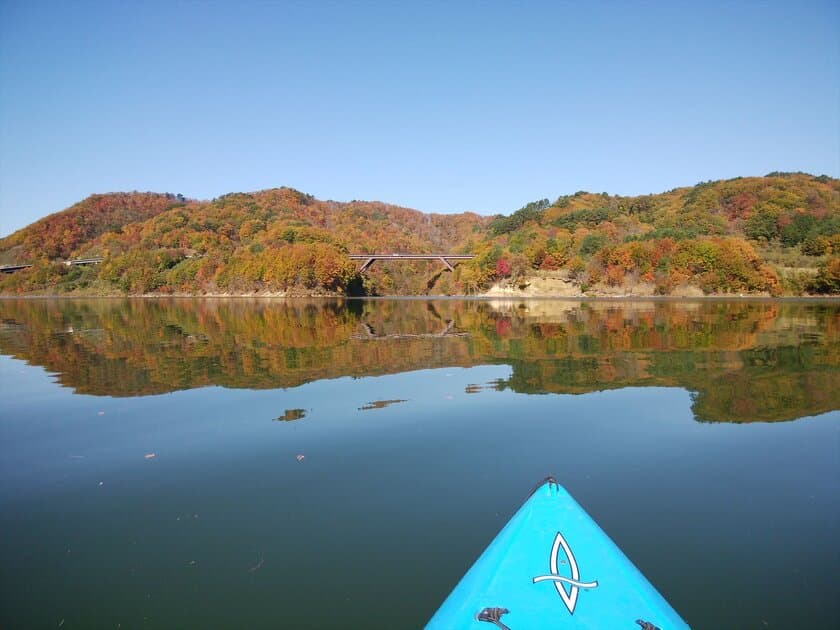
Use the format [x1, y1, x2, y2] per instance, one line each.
[1, 292, 837, 301]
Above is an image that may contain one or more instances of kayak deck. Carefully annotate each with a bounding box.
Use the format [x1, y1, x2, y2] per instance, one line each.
[426, 478, 689, 629]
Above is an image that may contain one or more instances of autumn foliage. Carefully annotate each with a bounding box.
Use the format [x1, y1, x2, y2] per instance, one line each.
[0, 173, 837, 296]
[0, 192, 182, 263]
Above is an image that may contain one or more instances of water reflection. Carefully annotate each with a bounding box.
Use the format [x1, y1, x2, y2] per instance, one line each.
[358, 399, 408, 411]
[0, 298, 837, 422]
[274, 409, 307, 422]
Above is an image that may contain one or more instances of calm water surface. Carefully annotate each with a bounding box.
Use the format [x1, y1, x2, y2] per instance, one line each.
[0, 298, 838, 628]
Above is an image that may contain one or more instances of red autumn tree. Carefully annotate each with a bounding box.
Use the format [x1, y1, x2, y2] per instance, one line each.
[495, 258, 511, 278]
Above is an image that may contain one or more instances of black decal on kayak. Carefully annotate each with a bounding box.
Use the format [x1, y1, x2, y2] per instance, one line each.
[476, 607, 511, 630]
[532, 531, 599, 614]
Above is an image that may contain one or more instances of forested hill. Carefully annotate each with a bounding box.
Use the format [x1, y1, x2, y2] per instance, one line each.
[0, 188, 488, 295]
[0, 173, 838, 296]
[0, 192, 184, 264]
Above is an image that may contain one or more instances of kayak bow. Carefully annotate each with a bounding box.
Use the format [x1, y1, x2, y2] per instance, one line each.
[426, 477, 689, 629]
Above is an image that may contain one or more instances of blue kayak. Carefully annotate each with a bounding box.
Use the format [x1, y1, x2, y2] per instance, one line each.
[427, 478, 689, 629]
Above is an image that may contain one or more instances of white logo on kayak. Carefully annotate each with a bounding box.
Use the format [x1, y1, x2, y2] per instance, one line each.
[533, 531, 599, 614]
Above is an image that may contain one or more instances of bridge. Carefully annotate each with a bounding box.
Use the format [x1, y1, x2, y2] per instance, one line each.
[349, 253, 473, 272]
[0, 257, 103, 274]
[64, 257, 103, 266]
[0, 263, 33, 274]
[1, 253, 473, 275]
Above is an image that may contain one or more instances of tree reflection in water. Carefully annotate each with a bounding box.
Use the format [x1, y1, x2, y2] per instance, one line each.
[0, 298, 836, 423]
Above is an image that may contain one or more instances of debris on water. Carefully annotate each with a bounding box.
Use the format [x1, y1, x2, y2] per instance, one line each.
[97, 411, 105, 416]
[358, 399, 407, 411]
[98, 481, 104, 486]
[192, 513, 199, 519]
[296, 454, 305, 462]
[445, 395, 454, 400]
[58, 619, 64, 627]
[69, 455, 85, 459]
[144, 453, 156, 459]
[274, 408, 307, 422]
[187, 560, 197, 566]
[248, 557, 265, 573]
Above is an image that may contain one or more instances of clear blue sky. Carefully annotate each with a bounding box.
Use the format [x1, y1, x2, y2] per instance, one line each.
[1, 0, 838, 236]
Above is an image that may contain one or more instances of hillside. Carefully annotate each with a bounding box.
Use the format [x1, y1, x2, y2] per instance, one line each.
[467, 173, 839, 296]
[0, 173, 838, 296]
[0, 192, 186, 264]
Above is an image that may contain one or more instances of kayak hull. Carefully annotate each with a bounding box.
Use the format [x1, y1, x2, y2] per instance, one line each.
[426, 479, 689, 629]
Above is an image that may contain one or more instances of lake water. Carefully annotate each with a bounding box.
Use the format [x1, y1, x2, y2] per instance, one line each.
[0, 298, 838, 628]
